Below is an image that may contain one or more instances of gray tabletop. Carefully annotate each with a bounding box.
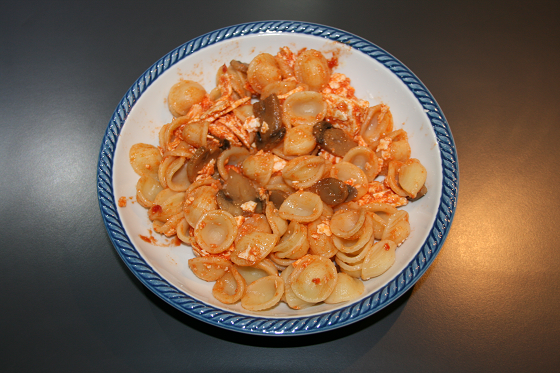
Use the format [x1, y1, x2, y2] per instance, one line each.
[2, 0, 559, 372]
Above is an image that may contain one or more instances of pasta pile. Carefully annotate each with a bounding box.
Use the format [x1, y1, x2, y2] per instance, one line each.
[129, 46, 428, 311]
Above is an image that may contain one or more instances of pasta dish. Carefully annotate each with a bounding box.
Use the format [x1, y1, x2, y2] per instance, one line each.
[128, 46, 428, 311]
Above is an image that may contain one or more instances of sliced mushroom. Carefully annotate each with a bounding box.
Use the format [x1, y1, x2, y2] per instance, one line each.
[269, 190, 289, 210]
[230, 60, 249, 73]
[221, 169, 264, 215]
[313, 121, 358, 157]
[186, 140, 230, 183]
[253, 93, 285, 150]
[216, 190, 244, 216]
[309, 177, 358, 206]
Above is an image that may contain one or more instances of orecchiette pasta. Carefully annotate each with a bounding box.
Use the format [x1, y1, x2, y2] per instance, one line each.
[128, 46, 428, 311]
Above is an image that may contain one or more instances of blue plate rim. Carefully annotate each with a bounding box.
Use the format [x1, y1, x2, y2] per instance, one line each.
[97, 20, 459, 336]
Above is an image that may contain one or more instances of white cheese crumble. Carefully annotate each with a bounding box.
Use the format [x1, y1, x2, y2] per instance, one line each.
[240, 201, 258, 213]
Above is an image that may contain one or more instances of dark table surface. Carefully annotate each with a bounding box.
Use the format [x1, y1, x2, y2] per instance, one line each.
[2, 0, 559, 372]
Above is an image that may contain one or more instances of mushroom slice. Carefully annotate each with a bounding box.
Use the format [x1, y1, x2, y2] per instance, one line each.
[216, 190, 243, 216]
[281, 264, 315, 310]
[313, 121, 357, 157]
[361, 240, 397, 280]
[241, 275, 284, 311]
[194, 210, 238, 254]
[278, 191, 323, 223]
[188, 256, 232, 282]
[230, 232, 279, 266]
[324, 272, 365, 304]
[268, 190, 290, 210]
[329, 208, 366, 239]
[186, 145, 218, 183]
[222, 169, 263, 214]
[289, 255, 338, 303]
[230, 59, 249, 73]
[212, 266, 246, 304]
[253, 93, 285, 151]
[309, 177, 354, 206]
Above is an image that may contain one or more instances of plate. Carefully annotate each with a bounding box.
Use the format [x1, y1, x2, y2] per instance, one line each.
[97, 21, 458, 335]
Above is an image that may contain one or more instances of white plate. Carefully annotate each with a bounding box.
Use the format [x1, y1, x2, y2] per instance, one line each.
[97, 21, 458, 335]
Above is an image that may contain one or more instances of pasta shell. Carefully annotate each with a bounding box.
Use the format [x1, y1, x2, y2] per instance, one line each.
[129, 143, 161, 180]
[235, 258, 279, 285]
[135, 175, 163, 208]
[332, 214, 373, 253]
[268, 252, 297, 269]
[330, 161, 368, 199]
[247, 53, 282, 94]
[242, 151, 274, 186]
[361, 240, 397, 280]
[283, 124, 317, 156]
[176, 218, 191, 245]
[282, 91, 327, 128]
[281, 155, 325, 189]
[164, 156, 191, 192]
[188, 256, 232, 282]
[182, 120, 208, 148]
[290, 255, 338, 303]
[307, 218, 337, 258]
[230, 232, 279, 266]
[168, 80, 206, 117]
[216, 146, 249, 180]
[183, 185, 218, 227]
[278, 191, 323, 223]
[360, 104, 393, 147]
[281, 264, 315, 310]
[294, 49, 331, 92]
[212, 266, 246, 304]
[382, 210, 410, 246]
[342, 146, 380, 182]
[265, 201, 289, 236]
[241, 275, 284, 311]
[398, 158, 427, 198]
[273, 221, 309, 259]
[329, 208, 366, 239]
[194, 210, 238, 254]
[235, 214, 272, 245]
[324, 272, 365, 304]
[149, 188, 185, 222]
